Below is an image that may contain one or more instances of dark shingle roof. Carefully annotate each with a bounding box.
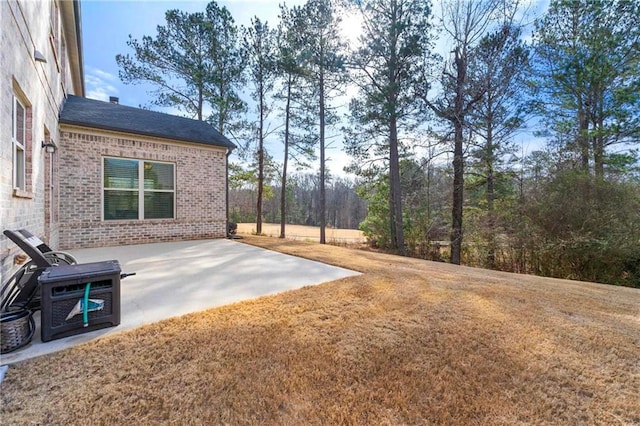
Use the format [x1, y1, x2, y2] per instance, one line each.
[59, 95, 235, 151]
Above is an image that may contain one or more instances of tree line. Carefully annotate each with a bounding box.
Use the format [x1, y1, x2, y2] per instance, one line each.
[229, 170, 367, 230]
[117, 0, 640, 287]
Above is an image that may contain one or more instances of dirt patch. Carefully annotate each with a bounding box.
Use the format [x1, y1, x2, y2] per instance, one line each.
[236, 222, 366, 243]
[1, 236, 639, 424]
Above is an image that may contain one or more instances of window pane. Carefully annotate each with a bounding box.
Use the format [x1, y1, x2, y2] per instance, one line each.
[144, 162, 174, 190]
[104, 190, 139, 220]
[14, 145, 25, 190]
[15, 101, 25, 145]
[144, 192, 174, 219]
[104, 158, 138, 189]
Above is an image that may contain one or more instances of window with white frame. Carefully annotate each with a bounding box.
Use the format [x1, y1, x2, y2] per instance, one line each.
[50, 0, 60, 70]
[12, 96, 26, 190]
[103, 157, 175, 220]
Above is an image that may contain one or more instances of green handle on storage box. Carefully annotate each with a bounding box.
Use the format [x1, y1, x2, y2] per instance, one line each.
[83, 282, 91, 327]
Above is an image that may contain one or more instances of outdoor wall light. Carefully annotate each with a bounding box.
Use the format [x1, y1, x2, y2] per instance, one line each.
[34, 49, 47, 63]
[42, 141, 57, 154]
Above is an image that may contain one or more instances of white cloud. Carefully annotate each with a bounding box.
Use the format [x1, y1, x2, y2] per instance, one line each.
[85, 67, 119, 102]
[91, 67, 118, 82]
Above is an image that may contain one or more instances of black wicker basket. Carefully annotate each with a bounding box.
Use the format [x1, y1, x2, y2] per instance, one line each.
[0, 308, 35, 354]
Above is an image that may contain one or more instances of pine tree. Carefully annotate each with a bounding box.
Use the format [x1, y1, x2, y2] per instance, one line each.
[424, 0, 502, 264]
[296, 0, 348, 244]
[116, 1, 246, 133]
[532, 0, 640, 177]
[276, 4, 317, 238]
[345, 0, 434, 255]
[243, 17, 277, 235]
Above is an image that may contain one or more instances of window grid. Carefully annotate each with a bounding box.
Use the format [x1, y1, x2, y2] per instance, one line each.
[103, 157, 176, 221]
[12, 96, 26, 190]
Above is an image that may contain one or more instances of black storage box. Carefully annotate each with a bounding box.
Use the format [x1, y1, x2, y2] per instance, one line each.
[38, 260, 121, 342]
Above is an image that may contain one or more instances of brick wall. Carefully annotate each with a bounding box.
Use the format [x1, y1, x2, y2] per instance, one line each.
[58, 126, 229, 249]
[1, 0, 78, 285]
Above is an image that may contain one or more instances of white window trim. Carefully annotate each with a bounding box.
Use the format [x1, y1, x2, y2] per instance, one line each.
[102, 156, 176, 221]
[12, 95, 26, 190]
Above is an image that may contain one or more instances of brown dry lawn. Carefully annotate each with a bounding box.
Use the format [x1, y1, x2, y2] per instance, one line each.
[236, 222, 366, 243]
[1, 236, 639, 425]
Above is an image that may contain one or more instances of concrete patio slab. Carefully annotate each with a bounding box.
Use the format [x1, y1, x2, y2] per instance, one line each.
[1, 239, 360, 365]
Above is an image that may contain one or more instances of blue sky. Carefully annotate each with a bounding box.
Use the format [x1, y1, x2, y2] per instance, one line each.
[82, 0, 304, 107]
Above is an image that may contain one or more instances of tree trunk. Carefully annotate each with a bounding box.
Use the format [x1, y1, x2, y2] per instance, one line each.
[218, 82, 226, 133]
[593, 134, 604, 178]
[577, 98, 590, 173]
[280, 75, 293, 238]
[485, 102, 496, 269]
[387, 3, 405, 255]
[198, 86, 203, 121]
[592, 92, 605, 178]
[256, 81, 265, 235]
[486, 145, 496, 269]
[389, 118, 405, 254]
[451, 132, 464, 265]
[319, 70, 326, 245]
[451, 47, 465, 265]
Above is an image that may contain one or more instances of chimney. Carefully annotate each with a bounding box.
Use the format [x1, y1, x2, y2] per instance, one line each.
[109, 96, 119, 104]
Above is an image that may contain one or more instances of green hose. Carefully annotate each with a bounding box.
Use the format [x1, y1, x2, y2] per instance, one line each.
[83, 282, 91, 327]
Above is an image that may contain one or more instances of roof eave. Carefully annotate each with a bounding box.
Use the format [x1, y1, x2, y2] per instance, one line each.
[59, 119, 236, 151]
[60, 0, 85, 97]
